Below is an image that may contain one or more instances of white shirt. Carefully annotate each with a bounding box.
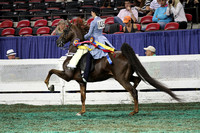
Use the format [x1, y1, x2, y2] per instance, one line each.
[117, 8, 138, 22]
[150, 0, 161, 10]
[166, 2, 187, 22]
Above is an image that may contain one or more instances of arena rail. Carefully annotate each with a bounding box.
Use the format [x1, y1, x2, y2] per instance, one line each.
[0, 54, 200, 105]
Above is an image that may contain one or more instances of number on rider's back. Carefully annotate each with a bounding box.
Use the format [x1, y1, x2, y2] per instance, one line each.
[97, 20, 105, 29]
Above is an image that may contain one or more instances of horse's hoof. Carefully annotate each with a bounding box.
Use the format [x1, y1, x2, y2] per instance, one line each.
[48, 85, 54, 92]
[129, 111, 138, 116]
[76, 113, 82, 116]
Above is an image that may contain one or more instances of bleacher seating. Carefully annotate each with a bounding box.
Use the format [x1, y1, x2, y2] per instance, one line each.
[86, 18, 94, 26]
[0, 0, 197, 37]
[145, 23, 160, 31]
[164, 22, 179, 30]
[1, 28, 15, 36]
[19, 27, 33, 36]
[17, 20, 30, 28]
[36, 26, 50, 36]
[51, 19, 63, 27]
[0, 20, 13, 28]
[185, 14, 193, 29]
[135, 24, 141, 31]
[105, 17, 114, 24]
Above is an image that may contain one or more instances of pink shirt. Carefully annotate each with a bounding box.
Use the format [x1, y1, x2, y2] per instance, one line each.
[117, 8, 138, 22]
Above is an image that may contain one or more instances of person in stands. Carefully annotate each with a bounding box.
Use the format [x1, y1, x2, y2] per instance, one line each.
[152, 0, 172, 29]
[134, 0, 152, 17]
[114, 0, 138, 27]
[123, 16, 138, 33]
[144, 46, 156, 56]
[146, 0, 161, 16]
[51, 19, 66, 36]
[166, 0, 188, 29]
[6, 49, 18, 59]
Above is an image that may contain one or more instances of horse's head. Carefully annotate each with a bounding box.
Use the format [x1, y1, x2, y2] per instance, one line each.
[56, 18, 89, 48]
[56, 23, 74, 47]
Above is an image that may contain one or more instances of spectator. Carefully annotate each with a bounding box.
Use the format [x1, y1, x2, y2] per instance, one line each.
[51, 20, 66, 36]
[114, 0, 138, 27]
[146, 0, 161, 16]
[6, 49, 17, 59]
[185, 0, 199, 8]
[123, 16, 138, 33]
[166, 0, 188, 29]
[152, 0, 172, 29]
[134, 0, 152, 17]
[144, 46, 156, 56]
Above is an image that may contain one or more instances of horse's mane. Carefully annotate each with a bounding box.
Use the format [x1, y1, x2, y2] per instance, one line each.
[71, 17, 89, 37]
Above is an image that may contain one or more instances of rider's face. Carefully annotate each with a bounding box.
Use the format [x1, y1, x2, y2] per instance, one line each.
[91, 11, 96, 18]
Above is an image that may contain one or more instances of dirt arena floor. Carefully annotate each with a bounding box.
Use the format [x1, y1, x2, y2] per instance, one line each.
[0, 102, 200, 133]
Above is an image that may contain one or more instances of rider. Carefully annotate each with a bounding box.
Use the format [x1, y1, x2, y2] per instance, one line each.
[67, 7, 115, 82]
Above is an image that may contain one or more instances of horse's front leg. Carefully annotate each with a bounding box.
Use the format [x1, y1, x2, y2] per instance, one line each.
[76, 82, 87, 116]
[44, 69, 73, 89]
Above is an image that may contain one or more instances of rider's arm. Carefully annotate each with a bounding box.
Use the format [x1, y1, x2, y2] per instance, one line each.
[84, 21, 95, 40]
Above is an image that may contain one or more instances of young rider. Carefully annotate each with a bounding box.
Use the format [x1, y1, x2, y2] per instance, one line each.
[67, 7, 115, 82]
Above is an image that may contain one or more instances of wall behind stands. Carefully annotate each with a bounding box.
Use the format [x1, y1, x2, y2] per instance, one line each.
[0, 29, 200, 59]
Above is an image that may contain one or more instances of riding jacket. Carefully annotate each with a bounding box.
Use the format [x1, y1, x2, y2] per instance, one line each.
[84, 16, 114, 59]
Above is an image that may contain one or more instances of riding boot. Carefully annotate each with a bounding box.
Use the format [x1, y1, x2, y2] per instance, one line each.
[82, 52, 92, 82]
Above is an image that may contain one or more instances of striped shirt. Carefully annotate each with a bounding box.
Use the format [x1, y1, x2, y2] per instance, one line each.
[150, 0, 161, 10]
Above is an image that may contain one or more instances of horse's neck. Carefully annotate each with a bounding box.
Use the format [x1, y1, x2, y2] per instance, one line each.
[67, 24, 89, 54]
[68, 42, 77, 53]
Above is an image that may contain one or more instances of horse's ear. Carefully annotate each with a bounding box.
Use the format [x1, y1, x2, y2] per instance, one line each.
[66, 19, 72, 27]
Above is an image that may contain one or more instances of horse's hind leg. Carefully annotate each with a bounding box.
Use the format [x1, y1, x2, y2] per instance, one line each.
[44, 69, 69, 88]
[130, 76, 141, 115]
[117, 79, 140, 115]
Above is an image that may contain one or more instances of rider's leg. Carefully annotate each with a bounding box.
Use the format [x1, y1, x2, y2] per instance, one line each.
[67, 49, 88, 68]
[82, 52, 92, 82]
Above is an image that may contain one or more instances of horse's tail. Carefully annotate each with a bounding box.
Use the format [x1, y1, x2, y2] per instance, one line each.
[121, 43, 180, 101]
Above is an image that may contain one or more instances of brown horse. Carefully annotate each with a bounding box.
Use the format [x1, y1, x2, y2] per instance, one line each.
[44, 20, 180, 116]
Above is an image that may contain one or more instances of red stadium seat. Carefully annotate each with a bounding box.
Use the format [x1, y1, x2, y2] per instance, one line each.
[45, 0, 56, 2]
[31, 17, 44, 21]
[140, 16, 153, 24]
[51, 19, 63, 27]
[135, 24, 141, 31]
[34, 19, 48, 27]
[114, 32, 124, 34]
[140, 16, 153, 30]
[164, 22, 179, 30]
[19, 27, 33, 36]
[145, 23, 160, 31]
[36, 27, 50, 35]
[119, 25, 123, 31]
[185, 14, 193, 29]
[1, 28, 15, 36]
[105, 17, 114, 24]
[87, 18, 94, 25]
[0, 20, 13, 28]
[29, 0, 42, 3]
[17, 20, 30, 28]
[46, 7, 60, 11]
[0, 2, 9, 5]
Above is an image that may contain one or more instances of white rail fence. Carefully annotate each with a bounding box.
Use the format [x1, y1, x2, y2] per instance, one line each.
[0, 55, 200, 105]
